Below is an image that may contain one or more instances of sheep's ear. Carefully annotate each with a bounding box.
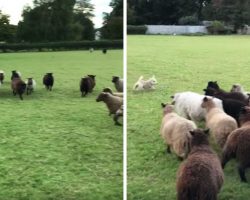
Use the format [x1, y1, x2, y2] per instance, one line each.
[170, 95, 174, 99]
[161, 103, 166, 108]
[204, 129, 210, 135]
[203, 89, 207, 92]
[240, 106, 247, 113]
[203, 97, 208, 101]
[189, 130, 195, 136]
[171, 101, 175, 105]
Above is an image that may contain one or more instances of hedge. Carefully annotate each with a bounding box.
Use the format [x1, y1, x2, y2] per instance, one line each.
[127, 25, 147, 35]
[0, 40, 123, 52]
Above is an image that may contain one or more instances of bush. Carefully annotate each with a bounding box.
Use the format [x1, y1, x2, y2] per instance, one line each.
[127, 25, 147, 35]
[207, 21, 232, 34]
[0, 40, 123, 53]
[178, 16, 199, 25]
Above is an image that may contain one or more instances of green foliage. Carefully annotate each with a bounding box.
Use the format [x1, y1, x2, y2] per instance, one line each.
[0, 40, 123, 52]
[127, 25, 147, 35]
[0, 11, 17, 42]
[17, 0, 95, 42]
[101, 0, 123, 40]
[178, 15, 199, 25]
[0, 50, 123, 199]
[207, 20, 231, 34]
[128, 35, 250, 200]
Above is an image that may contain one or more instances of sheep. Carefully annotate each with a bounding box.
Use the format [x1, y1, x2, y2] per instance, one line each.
[230, 83, 250, 99]
[25, 78, 36, 95]
[0, 70, 5, 84]
[177, 128, 224, 200]
[80, 75, 96, 97]
[172, 91, 223, 122]
[43, 73, 54, 91]
[11, 70, 21, 80]
[221, 98, 246, 125]
[96, 92, 123, 116]
[103, 87, 123, 97]
[222, 106, 250, 182]
[113, 105, 123, 126]
[112, 76, 123, 92]
[89, 48, 94, 53]
[160, 103, 197, 159]
[102, 49, 107, 54]
[133, 75, 157, 91]
[204, 81, 249, 104]
[11, 78, 26, 100]
[201, 96, 237, 148]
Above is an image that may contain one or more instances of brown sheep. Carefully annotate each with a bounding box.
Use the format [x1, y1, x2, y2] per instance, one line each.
[222, 106, 250, 182]
[43, 73, 54, 91]
[112, 76, 123, 92]
[96, 92, 123, 116]
[103, 87, 123, 97]
[201, 96, 237, 148]
[0, 70, 4, 84]
[80, 75, 96, 97]
[113, 105, 123, 126]
[11, 78, 26, 100]
[177, 129, 224, 200]
[160, 103, 197, 159]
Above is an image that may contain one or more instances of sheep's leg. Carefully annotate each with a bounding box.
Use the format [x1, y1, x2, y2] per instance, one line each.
[19, 94, 23, 100]
[238, 165, 247, 182]
[13, 90, 16, 96]
[114, 115, 122, 126]
[49, 86, 52, 91]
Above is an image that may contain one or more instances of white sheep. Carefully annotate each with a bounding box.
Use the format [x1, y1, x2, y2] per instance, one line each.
[172, 91, 223, 122]
[160, 103, 197, 159]
[133, 75, 157, 91]
[25, 78, 36, 95]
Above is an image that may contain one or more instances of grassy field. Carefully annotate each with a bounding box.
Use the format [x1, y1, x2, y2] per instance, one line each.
[0, 50, 123, 199]
[127, 35, 250, 200]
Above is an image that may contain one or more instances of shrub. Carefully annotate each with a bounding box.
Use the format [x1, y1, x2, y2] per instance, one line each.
[127, 25, 147, 35]
[207, 21, 232, 34]
[0, 40, 123, 53]
[178, 16, 199, 25]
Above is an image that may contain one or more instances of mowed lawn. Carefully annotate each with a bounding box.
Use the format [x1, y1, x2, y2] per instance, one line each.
[0, 50, 123, 200]
[127, 36, 250, 200]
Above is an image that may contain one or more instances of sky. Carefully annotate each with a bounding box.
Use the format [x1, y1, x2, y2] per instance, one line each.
[0, 0, 112, 28]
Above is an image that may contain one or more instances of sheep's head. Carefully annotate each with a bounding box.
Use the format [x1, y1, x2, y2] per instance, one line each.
[103, 87, 113, 94]
[149, 75, 157, 85]
[88, 75, 96, 80]
[112, 76, 119, 83]
[231, 84, 241, 93]
[207, 81, 219, 89]
[161, 103, 174, 115]
[189, 128, 209, 147]
[203, 87, 217, 96]
[96, 92, 108, 102]
[201, 96, 214, 108]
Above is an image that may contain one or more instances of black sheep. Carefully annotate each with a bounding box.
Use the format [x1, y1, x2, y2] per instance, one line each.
[80, 75, 96, 97]
[11, 70, 21, 80]
[43, 73, 54, 91]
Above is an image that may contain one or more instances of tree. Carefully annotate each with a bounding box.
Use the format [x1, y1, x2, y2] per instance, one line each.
[17, 0, 95, 42]
[0, 11, 17, 42]
[101, 0, 123, 39]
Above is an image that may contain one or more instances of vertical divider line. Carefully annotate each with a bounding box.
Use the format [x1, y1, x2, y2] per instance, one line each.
[123, 0, 127, 199]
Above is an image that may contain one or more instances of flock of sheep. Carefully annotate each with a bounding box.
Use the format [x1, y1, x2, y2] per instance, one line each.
[0, 69, 123, 126]
[159, 81, 250, 199]
[0, 70, 53, 100]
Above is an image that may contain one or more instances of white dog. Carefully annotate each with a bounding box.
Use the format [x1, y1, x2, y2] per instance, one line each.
[133, 75, 157, 91]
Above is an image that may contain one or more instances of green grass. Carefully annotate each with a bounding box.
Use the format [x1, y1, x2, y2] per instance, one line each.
[0, 50, 123, 200]
[127, 35, 250, 200]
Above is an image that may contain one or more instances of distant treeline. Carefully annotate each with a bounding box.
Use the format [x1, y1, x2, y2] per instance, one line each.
[128, 0, 250, 32]
[0, 0, 123, 43]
